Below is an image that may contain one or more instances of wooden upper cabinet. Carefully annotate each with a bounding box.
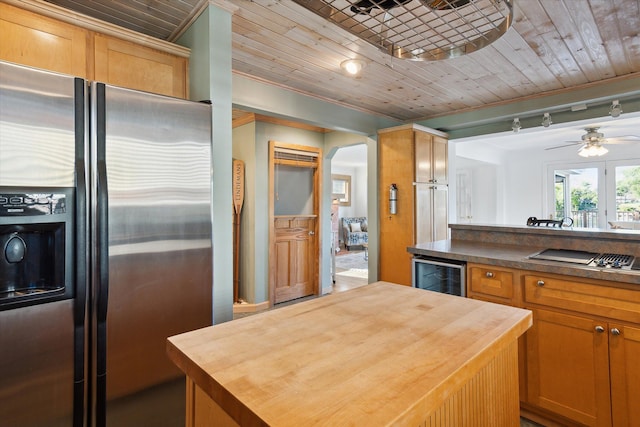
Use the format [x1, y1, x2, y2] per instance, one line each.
[0, 3, 89, 77]
[94, 34, 188, 98]
[0, 3, 188, 98]
[415, 132, 448, 185]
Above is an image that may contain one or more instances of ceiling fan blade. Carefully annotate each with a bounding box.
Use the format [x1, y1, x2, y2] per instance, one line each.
[545, 142, 580, 150]
[602, 136, 640, 145]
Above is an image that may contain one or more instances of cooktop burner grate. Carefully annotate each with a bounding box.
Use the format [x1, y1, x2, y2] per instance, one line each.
[593, 253, 634, 266]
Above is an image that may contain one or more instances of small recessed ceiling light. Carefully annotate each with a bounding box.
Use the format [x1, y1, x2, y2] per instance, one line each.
[340, 59, 365, 75]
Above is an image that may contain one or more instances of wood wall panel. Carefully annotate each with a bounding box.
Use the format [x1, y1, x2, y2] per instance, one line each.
[378, 129, 415, 286]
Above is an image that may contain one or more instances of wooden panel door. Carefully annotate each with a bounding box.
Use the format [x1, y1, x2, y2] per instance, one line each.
[0, 3, 88, 77]
[609, 323, 640, 427]
[94, 34, 187, 98]
[526, 308, 612, 427]
[274, 217, 316, 304]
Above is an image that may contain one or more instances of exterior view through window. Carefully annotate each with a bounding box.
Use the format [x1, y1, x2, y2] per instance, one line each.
[549, 160, 640, 229]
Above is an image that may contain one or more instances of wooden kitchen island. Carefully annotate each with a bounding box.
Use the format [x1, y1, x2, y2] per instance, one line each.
[167, 282, 532, 426]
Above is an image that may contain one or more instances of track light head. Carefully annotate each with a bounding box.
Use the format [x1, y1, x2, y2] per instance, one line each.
[512, 118, 521, 133]
[609, 100, 622, 118]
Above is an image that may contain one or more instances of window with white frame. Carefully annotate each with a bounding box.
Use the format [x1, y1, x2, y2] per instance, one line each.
[546, 159, 640, 229]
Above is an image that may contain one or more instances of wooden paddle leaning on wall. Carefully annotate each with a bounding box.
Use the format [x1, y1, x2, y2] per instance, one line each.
[233, 159, 245, 303]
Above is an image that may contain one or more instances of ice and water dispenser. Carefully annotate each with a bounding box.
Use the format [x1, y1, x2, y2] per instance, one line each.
[0, 188, 74, 310]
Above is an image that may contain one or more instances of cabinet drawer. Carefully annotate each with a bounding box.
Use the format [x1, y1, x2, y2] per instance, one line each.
[524, 275, 640, 323]
[469, 265, 514, 300]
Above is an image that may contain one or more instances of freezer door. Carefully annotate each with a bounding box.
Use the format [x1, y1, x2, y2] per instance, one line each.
[91, 83, 213, 426]
[0, 61, 77, 187]
[0, 61, 84, 427]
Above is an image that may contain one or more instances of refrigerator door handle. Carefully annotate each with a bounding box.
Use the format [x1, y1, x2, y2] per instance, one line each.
[93, 82, 109, 427]
[74, 77, 88, 427]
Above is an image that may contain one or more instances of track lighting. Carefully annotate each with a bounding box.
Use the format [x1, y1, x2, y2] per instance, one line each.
[609, 100, 622, 118]
[340, 59, 365, 75]
[512, 118, 521, 133]
[541, 112, 552, 128]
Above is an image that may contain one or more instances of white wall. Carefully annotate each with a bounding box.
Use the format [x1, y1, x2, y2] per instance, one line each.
[454, 133, 640, 226]
[332, 163, 367, 218]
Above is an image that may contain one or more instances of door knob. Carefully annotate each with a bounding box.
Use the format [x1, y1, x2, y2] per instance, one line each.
[611, 328, 621, 336]
[595, 326, 605, 333]
[485, 272, 494, 278]
[536, 280, 545, 287]
[308, 231, 315, 235]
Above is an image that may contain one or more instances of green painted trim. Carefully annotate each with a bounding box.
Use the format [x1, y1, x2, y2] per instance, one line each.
[416, 74, 640, 139]
[233, 74, 400, 136]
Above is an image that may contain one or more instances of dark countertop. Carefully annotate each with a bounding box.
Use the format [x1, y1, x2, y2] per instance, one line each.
[407, 224, 640, 287]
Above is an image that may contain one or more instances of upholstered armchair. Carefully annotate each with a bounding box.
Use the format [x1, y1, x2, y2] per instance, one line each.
[341, 217, 368, 250]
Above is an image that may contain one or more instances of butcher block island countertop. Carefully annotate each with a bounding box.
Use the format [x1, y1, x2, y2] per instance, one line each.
[167, 282, 532, 427]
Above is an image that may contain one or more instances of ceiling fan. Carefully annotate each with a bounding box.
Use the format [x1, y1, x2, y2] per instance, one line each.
[546, 127, 640, 157]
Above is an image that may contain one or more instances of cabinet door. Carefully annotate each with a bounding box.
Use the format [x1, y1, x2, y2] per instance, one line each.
[415, 131, 433, 183]
[432, 185, 448, 241]
[0, 3, 88, 77]
[415, 131, 447, 184]
[609, 324, 640, 427]
[94, 34, 187, 98]
[527, 308, 612, 427]
[432, 135, 448, 184]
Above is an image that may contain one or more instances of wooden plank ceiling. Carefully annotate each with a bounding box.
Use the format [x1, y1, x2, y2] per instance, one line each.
[44, 0, 640, 123]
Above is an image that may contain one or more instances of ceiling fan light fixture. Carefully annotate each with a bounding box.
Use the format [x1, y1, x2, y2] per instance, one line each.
[578, 143, 608, 158]
[341, 59, 365, 75]
[609, 100, 622, 118]
[541, 112, 552, 128]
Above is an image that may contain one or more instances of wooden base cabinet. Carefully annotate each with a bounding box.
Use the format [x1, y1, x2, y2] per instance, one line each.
[523, 274, 640, 427]
[609, 324, 640, 426]
[526, 308, 612, 427]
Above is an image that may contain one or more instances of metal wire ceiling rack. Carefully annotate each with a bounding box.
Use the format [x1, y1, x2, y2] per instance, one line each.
[292, 0, 514, 61]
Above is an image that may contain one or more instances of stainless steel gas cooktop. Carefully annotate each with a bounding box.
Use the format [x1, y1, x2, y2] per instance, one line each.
[529, 249, 639, 271]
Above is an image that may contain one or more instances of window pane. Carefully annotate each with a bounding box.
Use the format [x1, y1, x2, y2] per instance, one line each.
[553, 167, 599, 228]
[614, 165, 640, 223]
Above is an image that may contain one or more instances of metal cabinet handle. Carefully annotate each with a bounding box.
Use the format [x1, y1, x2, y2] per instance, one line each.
[485, 272, 494, 278]
[611, 328, 621, 336]
[595, 326, 605, 333]
[308, 231, 315, 235]
[537, 280, 545, 287]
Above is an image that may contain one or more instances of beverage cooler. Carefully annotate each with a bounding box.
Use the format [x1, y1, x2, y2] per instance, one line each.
[412, 256, 466, 297]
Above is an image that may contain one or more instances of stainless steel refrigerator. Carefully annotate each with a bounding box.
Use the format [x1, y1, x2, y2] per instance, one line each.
[0, 60, 213, 426]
